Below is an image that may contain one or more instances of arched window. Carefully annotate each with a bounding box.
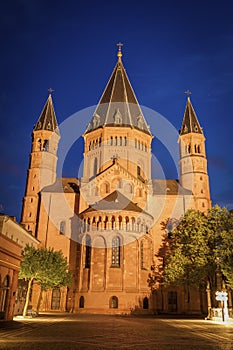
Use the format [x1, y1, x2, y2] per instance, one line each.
[104, 216, 108, 230]
[119, 136, 122, 146]
[109, 296, 118, 308]
[110, 136, 113, 146]
[115, 136, 118, 145]
[60, 221, 66, 235]
[43, 140, 49, 152]
[79, 296, 84, 308]
[85, 235, 91, 268]
[124, 136, 127, 145]
[111, 216, 115, 230]
[111, 236, 120, 267]
[93, 157, 98, 176]
[135, 139, 137, 148]
[118, 216, 122, 230]
[137, 165, 141, 177]
[143, 297, 149, 309]
[140, 241, 144, 269]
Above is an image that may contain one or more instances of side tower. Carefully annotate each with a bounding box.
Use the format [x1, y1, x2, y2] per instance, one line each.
[178, 95, 211, 211]
[21, 93, 60, 235]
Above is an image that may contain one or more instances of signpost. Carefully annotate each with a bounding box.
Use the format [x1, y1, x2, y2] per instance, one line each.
[215, 291, 228, 322]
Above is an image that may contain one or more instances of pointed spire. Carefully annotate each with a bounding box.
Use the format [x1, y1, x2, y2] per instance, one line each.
[180, 94, 203, 135]
[85, 45, 151, 135]
[34, 90, 59, 134]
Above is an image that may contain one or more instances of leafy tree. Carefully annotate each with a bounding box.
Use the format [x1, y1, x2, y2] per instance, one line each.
[19, 245, 72, 317]
[149, 206, 233, 306]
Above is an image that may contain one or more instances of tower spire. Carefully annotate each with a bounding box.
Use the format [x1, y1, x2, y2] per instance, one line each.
[180, 93, 203, 135]
[34, 91, 59, 134]
[85, 44, 151, 135]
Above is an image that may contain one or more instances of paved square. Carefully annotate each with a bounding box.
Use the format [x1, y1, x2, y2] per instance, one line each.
[0, 313, 232, 349]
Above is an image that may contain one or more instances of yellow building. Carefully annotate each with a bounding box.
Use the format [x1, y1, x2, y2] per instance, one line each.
[21, 47, 211, 314]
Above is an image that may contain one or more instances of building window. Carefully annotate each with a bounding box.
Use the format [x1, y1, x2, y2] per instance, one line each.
[79, 296, 84, 308]
[111, 236, 120, 267]
[143, 297, 149, 309]
[137, 165, 141, 177]
[140, 241, 144, 269]
[85, 235, 91, 268]
[168, 291, 177, 312]
[109, 296, 118, 308]
[93, 157, 98, 176]
[60, 221, 66, 235]
[42, 140, 49, 152]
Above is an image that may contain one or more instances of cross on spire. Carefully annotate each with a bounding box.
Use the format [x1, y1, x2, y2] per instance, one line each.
[48, 87, 54, 95]
[185, 90, 192, 99]
[117, 42, 123, 60]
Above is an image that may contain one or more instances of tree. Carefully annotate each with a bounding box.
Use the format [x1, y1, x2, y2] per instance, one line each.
[19, 245, 72, 317]
[149, 206, 233, 308]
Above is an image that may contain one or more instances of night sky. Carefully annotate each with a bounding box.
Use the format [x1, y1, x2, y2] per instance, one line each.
[1, 0, 233, 220]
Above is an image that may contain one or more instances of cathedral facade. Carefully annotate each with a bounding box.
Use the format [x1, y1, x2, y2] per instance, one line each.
[21, 47, 211, 314]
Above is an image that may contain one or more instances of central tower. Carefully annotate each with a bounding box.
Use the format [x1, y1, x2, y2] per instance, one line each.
[76, 46, 154, 314]
[82, 46, 153, 185]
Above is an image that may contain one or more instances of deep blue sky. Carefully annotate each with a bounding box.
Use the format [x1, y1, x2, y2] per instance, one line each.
[1, 0, 233, 220]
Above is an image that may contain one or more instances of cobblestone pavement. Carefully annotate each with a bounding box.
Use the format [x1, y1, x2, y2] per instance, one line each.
[0, 313, 233, 350]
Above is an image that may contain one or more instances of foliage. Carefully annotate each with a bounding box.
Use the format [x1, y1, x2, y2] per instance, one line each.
[19, 245, 72, 316]
[164, 209, 215, 287]
[149, 206, 233, 291]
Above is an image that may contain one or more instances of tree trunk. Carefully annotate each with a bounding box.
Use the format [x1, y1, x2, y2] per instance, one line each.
[23, 278, 33, 317]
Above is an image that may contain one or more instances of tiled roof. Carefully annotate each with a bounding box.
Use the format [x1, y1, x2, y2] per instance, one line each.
[180, 97, 203, 135]
[152, 179, 192, 195]
[85, 52, 151, 135]
[42, 178, 79, 193]
[34, 94, 59, 134]
[80, 190, 152, 218]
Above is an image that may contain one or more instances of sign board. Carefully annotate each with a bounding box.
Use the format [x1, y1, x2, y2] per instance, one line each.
[215, 291, 228, 302]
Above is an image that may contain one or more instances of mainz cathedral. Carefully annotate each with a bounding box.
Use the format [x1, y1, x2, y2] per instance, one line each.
[21, 45, 211, 314]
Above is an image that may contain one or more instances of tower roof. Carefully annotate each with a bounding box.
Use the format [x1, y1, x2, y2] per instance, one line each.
[34, 93, 59, 134]
[180, 96, 203, 135]
[85, 46, 151, 135]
